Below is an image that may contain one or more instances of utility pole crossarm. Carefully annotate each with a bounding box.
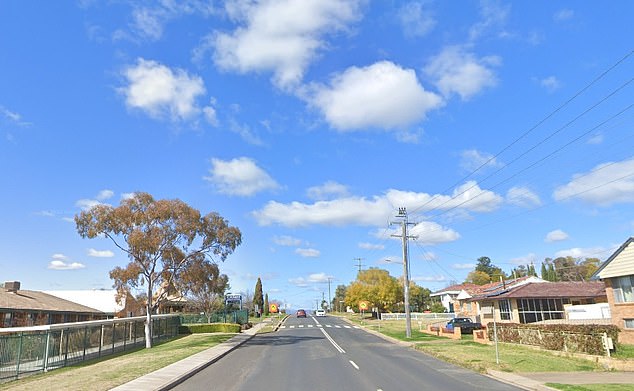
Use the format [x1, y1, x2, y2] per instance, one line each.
[389, 207, 416, 339]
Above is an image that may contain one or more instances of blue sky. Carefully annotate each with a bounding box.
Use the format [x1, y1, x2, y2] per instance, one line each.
[1, 1, 634, 311]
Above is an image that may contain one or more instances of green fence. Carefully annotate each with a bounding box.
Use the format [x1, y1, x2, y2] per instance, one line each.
[180, 310, 249, 325]
[0, 314, 180, 383]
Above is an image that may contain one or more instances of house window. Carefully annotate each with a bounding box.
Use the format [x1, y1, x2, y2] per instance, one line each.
[516, 298, 566, 323]
[624, 319, 634, 329]
[499, 300, 512, 320]
[612, 275, 634, 303]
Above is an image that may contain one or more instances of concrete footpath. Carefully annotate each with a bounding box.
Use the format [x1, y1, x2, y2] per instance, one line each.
[489, 370, 634, 390]
[110, 321, 268, 391]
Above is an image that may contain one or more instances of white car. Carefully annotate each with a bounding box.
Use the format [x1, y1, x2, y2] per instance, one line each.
[315, 309, 326, 317]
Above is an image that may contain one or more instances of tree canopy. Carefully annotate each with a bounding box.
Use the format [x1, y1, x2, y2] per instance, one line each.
[345, 268, 402, 312]
[179, 257, 229, 323]
[75, 192, 241, 348]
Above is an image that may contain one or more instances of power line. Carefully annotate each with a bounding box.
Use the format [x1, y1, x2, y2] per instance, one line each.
[408, 49, 634, 218]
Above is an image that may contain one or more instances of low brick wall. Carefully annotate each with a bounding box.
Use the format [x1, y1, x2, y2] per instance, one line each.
[423, 324, 461, 339]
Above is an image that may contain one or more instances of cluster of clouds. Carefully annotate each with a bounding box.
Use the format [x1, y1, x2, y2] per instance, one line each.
[113, 1, 526, 142]
[47, 248, 114, 270]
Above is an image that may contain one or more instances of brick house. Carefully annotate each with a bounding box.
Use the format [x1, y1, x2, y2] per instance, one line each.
[592, 237, 634, 344]
[0, 281, 106, 327]
[473, 281, 607, 325]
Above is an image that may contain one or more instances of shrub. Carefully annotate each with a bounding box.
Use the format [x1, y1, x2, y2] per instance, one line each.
[179, 323, 241, 334]
[486, 323, 619, 356]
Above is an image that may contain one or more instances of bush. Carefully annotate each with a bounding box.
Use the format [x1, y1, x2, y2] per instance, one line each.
[486, 323, 620, 356]
[179, 323, 241, 334]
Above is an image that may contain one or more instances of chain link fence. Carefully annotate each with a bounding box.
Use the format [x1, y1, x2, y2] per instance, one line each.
[0, 314, 180, 383]
[179, 310, 249, 325]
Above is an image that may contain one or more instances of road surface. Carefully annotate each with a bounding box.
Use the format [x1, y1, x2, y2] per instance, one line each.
[172, 315, 520, 391]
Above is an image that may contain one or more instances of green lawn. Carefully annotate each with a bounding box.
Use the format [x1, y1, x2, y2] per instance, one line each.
[547, 384, 634, 391]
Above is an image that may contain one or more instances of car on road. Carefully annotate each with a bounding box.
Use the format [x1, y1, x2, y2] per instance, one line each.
[315, 309, 326, 317]
[445, 317, 482, 334]
[296, 309, 307, 318]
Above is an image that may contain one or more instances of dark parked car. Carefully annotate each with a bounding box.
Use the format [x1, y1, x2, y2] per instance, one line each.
[446, 317, 482, 334]
[296, 309, 307, 318]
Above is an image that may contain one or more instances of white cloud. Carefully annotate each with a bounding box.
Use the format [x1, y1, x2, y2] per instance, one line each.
[120, 58, 214, 124]
[540, 76, 561, 93]
[554, 246, 606, 259]
[506, 186, 541, 208]
[545, 229, 569, 243]
[412, 275, 446, 282]
[295, 248, 321, 258]
[307, 181, 350, 200]
[289, 277, 309, 287]
[397, 1, 435, 38]
[211, 0, 362, 89]
[460, 149, 502, 172]
[409, 221, 460, 245]
[75, 189, 116, 211]
[204, 157, 280, 196]
[96, 190, 114, 201]
[358, 242, 385, 250]
[253, 181, 503, 227]
[424, 46, 500, 100]
[310, 61, 443, 131]
[48, 254, 85, 270]
[587, 134, 604, 145]
[273, 235, 303, 247]
[307, 272, 332, 282]
[554, 9, 574, 22]
[1, 105, 30, 126]
[509, 253, 537, 265]
[553, 158, 634, 205]
[451, 263, 475, 270]
[469, 0, 511, 41]
[87, 248, 115, 258]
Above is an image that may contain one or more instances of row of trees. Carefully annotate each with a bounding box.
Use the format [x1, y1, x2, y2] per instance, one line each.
[332, 268, 444, 314]
[464, 256, 601, 286]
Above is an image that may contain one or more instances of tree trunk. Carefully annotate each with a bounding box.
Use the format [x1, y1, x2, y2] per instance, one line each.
[145, 284, 153, 348]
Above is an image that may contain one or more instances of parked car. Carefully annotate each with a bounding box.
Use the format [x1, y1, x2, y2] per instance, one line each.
[445, 317, 482, 334]
[296, 309, 307, 318]
[315, 309, 326, 317]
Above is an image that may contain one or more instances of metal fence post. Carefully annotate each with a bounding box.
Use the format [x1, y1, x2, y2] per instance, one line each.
[99, 324, 104, 357]
[83, 326, 88, 360]
[43, 331, 51, 372]
[15, 333, 23, 380]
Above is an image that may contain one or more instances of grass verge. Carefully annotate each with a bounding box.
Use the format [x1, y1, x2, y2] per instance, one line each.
[0, 333, 234, 391]
[546, 384, 634, 391]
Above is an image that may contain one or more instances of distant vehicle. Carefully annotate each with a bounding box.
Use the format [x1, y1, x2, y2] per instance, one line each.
[315, 309, 326, 317]
[296, 309, 307, 318]
[446, 317, 482, 334]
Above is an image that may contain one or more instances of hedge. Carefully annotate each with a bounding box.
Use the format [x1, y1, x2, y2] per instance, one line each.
[179, 323, 241, 334]
[486, 323, 620, 356]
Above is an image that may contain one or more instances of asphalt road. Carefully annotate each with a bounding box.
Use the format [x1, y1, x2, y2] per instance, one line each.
[171, 315, 520, 391]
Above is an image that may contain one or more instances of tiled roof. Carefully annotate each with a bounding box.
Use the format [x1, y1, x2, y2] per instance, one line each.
[0, 289, 104, 313]
[431, 283, 478, 295]
[495, 281, 606, 299]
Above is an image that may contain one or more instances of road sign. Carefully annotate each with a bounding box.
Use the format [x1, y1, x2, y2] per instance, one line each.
[269, 303, 278, 313]
[358, 301, 370, 311]
[225, 294, 242, 302]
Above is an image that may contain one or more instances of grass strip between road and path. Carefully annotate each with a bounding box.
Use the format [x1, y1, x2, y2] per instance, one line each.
[0, 333, 235, 391]
[341, 314, 603, 373]
[546, 384, 634, 391]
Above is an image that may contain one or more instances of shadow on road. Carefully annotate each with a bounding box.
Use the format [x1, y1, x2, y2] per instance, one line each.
[241, 333, 323, 347]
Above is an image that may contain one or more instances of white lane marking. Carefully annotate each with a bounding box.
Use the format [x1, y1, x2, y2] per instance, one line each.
[289, 326, 295, 329]
[349, 360, 359, 370]
[335, 325, 341, 328]
[326, 325, 332, 328]
[320, 328, 346, 354]
[299, 325, 304, 328]
[354, 326, 361, 329]
[317, 324, 323, 327]
[308, 324, 313, 328]
[279, 326, 286, 329]
[344, 325, 351, 329]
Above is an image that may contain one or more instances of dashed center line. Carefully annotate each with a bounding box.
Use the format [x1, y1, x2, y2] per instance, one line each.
[349, 360, 359, 370]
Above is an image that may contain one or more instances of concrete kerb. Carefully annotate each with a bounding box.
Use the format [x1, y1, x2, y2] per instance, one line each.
[111, 322, 267, 391]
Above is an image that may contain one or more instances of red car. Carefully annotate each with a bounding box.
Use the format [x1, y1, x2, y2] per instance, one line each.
[296, 309, 307, 318]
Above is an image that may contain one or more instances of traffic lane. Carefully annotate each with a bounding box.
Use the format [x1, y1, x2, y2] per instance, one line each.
[324, 320, 520, 391]
[171, 326, 376, 391]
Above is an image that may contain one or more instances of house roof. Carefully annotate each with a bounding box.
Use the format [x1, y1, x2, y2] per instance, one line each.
[0, 289, 104, 314]
[592, 237, 634, 280]
[494, 281, 606, 299]
[44, 289, 124, 314]
[430, 283, 477, 296]
[467, 276, 546, 300]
